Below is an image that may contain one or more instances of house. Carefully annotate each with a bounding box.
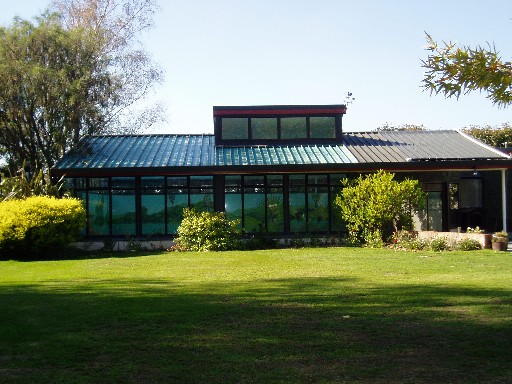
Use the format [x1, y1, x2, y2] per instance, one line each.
[52, 104, 512, 239]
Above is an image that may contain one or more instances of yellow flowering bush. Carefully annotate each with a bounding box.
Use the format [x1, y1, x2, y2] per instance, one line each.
[0, 196, 85, 258]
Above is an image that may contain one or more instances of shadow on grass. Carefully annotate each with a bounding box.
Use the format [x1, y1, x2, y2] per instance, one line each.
[1, 277, 511, 384]
[1, 247, 167, 262]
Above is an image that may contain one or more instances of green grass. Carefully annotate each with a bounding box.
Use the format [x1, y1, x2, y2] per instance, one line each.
[1, 247, 511, 383]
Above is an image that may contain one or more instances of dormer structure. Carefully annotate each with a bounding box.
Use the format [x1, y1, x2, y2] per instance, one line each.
[213, 104, 346, 145]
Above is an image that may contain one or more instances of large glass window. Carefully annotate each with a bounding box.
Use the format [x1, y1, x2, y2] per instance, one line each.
[167, 189, 188, 234]
[89, 178, 109, 188]
[251, 118, 278, 140]
[111, 177, 135, 189]
[141, 177, 165, 235]
[460, 179, 483, 208]
[167, 176, 189, 234]
[112, 190, 136, 235]
[222, 118, 248, 140]
[88, 190, 110, 235]
[267, 188, 284, 232]
[190, 176, 214, 212]
[330, 174, 347, 232]
[65, 173, 351, 238]
[63, 177, 86, 190]
[310, 117, 336, 139]
[289, 174, 306, 232]
[111, 177, 136, 236]
[307, 175, 329, 232]
[225, 176, 242, 225]
[308, 186, 329, 232]
[281, 117, 307, 139]
[244, 187, 265, 232]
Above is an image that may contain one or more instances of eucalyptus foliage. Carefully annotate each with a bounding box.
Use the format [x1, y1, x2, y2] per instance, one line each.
[463, 123, 512, 148]
[0, 0, 163, 176]
[335, 170, 426, 246]
[422, 33, 512, 107]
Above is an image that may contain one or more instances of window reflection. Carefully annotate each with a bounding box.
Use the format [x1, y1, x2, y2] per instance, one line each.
[281, 117, 307, 139]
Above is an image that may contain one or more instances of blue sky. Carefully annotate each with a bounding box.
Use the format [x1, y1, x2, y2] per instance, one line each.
[1, 0, 512, 134]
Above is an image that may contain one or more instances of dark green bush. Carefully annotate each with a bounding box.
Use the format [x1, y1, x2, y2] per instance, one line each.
[175, 208, 242, 251]
[455, 238, 482, 251]
[0, 196, 86, 258]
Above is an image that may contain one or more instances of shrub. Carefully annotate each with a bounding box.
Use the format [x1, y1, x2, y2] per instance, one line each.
[455, 238, 482, 251]
[0, 196, 86, 258]
[391, 231, 483, 252]
[429, 236, 448, 252]
[389, 230, 427, 251]
[335, 170, 426, 247]
[175, 208, 242, 251]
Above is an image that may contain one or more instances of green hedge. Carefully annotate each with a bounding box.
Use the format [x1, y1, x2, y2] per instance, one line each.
[0, 196, 86, 258]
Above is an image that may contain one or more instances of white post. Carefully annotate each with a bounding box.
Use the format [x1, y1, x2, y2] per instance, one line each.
[502, 169, 508, 232]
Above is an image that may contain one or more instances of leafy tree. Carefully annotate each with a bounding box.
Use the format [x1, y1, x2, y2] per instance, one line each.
[0, 167, 64, 201]
[0, 0, 163, 176]
[50, 0, 164, 133]
[377, 123, 427, 131]
[335, 170, 426, 247]
[422, 33, 512, 106]
[0, 14, 109, 174]
[462, 123, 512, 148]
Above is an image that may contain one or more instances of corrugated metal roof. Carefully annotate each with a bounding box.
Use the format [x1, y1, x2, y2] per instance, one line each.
[53, 134, 358, 171]
[53, 130, 511, 174]
[343, 130, 510, 163]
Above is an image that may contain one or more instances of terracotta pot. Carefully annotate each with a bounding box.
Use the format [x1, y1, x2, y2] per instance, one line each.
[492, 241, 508, 251]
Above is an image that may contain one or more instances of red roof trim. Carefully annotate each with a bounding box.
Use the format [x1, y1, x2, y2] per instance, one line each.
[214, 107, 347, 117]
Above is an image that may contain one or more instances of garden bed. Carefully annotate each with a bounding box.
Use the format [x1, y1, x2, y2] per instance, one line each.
[417, 231, 492, 249]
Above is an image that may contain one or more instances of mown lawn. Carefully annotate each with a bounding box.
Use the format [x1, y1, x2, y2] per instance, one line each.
[1, 247, 511, 383]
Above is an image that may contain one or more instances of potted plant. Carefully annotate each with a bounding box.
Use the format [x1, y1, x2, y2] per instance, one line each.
[491, 231, 509, 251]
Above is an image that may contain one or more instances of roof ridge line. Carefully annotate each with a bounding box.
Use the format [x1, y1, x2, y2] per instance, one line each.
[457, 129, 511, 159]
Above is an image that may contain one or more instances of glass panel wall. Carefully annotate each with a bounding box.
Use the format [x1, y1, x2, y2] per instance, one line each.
[111, 177, 136, 235]
[190, 176, 214, 212]
[65, 173, 348, 237]
[225, 176, 242, 225]
[141, 177, 165, 235]
[289, 174, 307, 232]
[167, 189, 188, 234]
[267, 187, 284, 233]
[244, 187, 265, 232]
[222, 118, 248, 140]
[329, 173, 346, 232]
[281, 117, 307, 139]
[267, 175, 284, 233]
[88, 190, 110, 235]
[251, 118, 278, 139]
[308, 188, 329, 232]
[310, 117, 336, 138]
[219, 115, 340, 143]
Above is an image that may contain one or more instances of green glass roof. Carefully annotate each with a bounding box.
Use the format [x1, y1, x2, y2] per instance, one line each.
[53, 134, 358, 172]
